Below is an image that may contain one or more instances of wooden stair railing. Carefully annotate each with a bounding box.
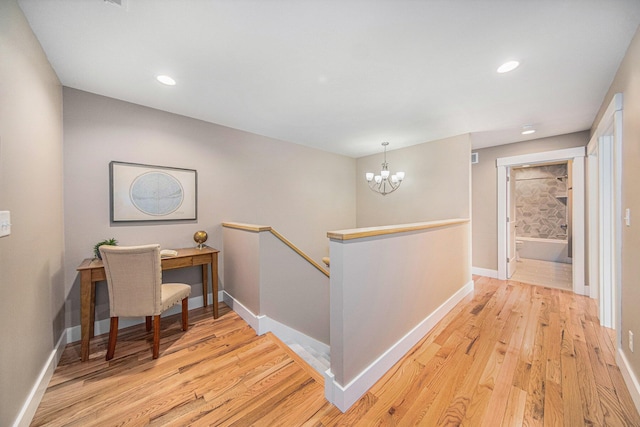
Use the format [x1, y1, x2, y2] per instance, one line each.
[222, 222, 330, 277]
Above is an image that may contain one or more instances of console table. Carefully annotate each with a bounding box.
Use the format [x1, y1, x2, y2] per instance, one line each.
[76, 246, 219, 361]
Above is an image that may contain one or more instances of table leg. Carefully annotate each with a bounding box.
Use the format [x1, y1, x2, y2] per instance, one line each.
[201, 263, 209, 307]
[80, 270, 95, 362]
[212, 253, 219, 319]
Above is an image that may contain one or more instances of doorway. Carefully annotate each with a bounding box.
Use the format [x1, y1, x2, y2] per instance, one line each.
[509, 162, 573, 290]
[497, 147, 586, 295]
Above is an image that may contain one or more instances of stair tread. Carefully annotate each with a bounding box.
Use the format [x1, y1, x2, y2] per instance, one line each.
[284, 341, 330, 375]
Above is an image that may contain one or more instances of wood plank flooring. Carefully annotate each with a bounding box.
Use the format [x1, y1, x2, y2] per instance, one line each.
[31, 276, 640, 426]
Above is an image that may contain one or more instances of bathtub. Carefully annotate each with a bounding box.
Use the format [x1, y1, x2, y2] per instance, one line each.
[516, 236, 572, 264]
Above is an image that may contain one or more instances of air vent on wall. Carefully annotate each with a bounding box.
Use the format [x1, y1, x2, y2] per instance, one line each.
[471, 152, 479, 164]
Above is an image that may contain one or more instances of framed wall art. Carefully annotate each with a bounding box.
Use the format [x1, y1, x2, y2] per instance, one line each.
[110, 161, 197, 222]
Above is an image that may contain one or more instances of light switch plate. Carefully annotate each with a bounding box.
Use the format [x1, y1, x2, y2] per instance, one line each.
[625, 208, 631, 227]
[0, 211, 11, 237]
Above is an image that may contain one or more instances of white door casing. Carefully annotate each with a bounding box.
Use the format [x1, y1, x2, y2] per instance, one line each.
[587, 92, 622, 334]
[507, 167, 517, 278]
[497, 147, 586, 294]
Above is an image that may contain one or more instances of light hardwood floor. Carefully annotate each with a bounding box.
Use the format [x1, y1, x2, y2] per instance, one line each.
[31, 276, 640, 426]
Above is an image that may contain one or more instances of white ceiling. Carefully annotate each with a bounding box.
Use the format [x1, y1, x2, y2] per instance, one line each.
[17, 0, 640, 157]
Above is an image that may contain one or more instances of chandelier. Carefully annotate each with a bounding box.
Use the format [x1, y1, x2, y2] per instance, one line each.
[365, 142, 405, 196]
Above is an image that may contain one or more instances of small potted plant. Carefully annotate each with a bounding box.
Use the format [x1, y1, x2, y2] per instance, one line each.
[94, 238, 118, 259]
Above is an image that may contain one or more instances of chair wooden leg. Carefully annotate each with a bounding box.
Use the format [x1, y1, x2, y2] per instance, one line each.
[106, 317, 119, 361]
[182, 297, 189, 331]
[152, 315, 161, 359]
[146, 316, 152, 331]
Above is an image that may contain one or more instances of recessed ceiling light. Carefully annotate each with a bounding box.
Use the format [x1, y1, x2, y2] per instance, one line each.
[497, 60, 520, 74]
[156, 75, 176, 86]
[521, 125, 536, 135]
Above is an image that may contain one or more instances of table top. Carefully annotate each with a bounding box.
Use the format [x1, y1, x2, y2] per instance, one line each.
[77, 246, 219, 271]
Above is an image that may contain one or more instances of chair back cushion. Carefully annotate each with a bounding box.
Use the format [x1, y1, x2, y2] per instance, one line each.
[99, 244, 162, 317]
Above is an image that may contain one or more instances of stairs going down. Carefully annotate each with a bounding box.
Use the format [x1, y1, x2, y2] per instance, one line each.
[283, 338, 330, 376]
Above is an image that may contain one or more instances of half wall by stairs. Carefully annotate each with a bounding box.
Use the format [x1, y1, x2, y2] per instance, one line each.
[223, 219, 473, 412]
[222, 222, 330, 375]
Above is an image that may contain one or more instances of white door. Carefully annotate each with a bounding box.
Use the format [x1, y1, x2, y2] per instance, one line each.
[507, 167, 517, 278]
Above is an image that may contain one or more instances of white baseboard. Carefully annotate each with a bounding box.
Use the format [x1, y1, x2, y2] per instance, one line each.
[472, 266, 498, 278]
[325, 279, 475, 412]
[324, 369, 336, 404]
[66, 291, 223, 343]
[222, 291, 329, 358]
[222, 291, 263, 332]
[12, 330, 67, 427]
[617, 348, 640, 413]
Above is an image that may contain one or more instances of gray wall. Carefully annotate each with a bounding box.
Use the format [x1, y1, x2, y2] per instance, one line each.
[0, 1, 65, 425]
[356, 134, 471, 227]
[222, 227, 262, 315]
[593, 24, 640, 389]
[261, 232, 330, 344]
[329, 221, 471, 387]
[471, 132, 588, 271]
[63, 88, 356, 329]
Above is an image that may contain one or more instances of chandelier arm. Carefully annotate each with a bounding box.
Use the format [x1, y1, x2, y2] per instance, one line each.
[368, 180, 382, 194]
[384, 180, 399, 195]
[367, 177, 402, 196]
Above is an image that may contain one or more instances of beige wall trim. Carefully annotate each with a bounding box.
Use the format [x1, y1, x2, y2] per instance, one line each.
[222, 222, 272, 232]
[327, 218, 470, 241]
[222, 222, 330, 277]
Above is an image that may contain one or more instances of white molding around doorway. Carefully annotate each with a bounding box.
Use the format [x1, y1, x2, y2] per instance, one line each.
[497, 146, 586, 294]
[587, 92, 623, 333]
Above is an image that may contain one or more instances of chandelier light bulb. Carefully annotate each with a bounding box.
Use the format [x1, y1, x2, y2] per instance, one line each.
[365, 172, 374, 182]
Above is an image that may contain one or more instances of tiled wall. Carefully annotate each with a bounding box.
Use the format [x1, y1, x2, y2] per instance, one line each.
[515, 164, 568, 240]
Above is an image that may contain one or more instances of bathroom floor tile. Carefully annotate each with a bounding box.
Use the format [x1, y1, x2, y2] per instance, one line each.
[510, 257, 572, 290]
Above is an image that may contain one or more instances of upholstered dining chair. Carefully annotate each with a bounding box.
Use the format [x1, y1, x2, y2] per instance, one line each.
[99, 244, 191, 360]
